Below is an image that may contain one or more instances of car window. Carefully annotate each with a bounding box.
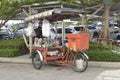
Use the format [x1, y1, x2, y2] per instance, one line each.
[74, 27, 80, 31]
[74, 27, 83, 31]
[88, 27, 96, 29]
[57, 28, 62, 33]
[57, 28, 74, 34]
[116, 35, 120, 40]
[50, 28, 55, 33]
[0, 29, 7, 32]
[65, 28, 73, 33]
[109, 24, 114, 27]
[97, 24, 102, 27]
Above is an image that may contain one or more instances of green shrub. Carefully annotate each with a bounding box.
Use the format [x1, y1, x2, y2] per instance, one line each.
[0, 49, 18, 57]
[0, 39, 29, 57]
[0, 39, 25, 49]
[87, 42, 120, 62]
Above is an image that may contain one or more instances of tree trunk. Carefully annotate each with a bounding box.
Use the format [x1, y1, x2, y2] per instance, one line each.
[102, 3, 111, 44]
[81, 14, 88, 32]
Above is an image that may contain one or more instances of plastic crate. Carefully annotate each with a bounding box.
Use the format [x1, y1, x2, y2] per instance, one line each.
[67, 34, 89, 51]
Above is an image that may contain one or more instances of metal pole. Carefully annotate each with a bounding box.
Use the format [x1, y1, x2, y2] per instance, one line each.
[62, 21, 65, 45]
[28, 6, 33, 56]
[55, 22, 58, 40]
[61, 5, 65, 45]
[81, 14, 85, 27]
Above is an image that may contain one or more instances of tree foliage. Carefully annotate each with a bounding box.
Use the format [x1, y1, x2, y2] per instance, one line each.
[0, 0, 20, 25]
[0, 0, 119, 26]
[0, 0, 44, 26]
[59, 0, 102, 8]
[59, 0, 120, 8]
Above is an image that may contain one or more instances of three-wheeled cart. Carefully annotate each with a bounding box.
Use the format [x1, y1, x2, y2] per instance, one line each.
[31, 33, 89, 72]
[24, 8, 89, 72]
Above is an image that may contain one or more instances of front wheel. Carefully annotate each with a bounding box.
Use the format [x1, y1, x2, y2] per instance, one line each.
[71, 52, 88, 72]
[32, 51, 43, 70]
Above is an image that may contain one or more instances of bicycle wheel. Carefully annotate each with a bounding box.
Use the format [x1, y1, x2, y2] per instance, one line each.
[71, 52, 88, 72]
[32, 51, 43, 70]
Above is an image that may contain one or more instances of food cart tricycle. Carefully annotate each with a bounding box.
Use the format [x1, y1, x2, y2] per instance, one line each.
[24, 8, 89, 72]
[31, 33, 89, 72]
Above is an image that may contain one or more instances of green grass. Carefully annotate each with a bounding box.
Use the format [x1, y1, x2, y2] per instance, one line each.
[87, 42, 120, 62]
[0, 39, 29, 57]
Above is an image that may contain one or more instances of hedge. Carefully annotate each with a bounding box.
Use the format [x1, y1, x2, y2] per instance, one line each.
[0, 39, 29, 57]
[1, 39, 120, 62]
[87, 43, 120, 62]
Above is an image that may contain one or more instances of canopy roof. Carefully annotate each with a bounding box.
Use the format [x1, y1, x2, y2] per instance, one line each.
[18, 1, 120, 21]
[24, 8, 85, 22]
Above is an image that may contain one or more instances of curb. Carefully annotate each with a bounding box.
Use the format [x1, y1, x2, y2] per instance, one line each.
[0, 57, 120, 68]
[89, 61, 120, 68]
[0, 57, 31, 64]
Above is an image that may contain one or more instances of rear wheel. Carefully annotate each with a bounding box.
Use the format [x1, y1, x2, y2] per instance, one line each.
[70, 52, 88, 72]
[32, 51, 43, 70]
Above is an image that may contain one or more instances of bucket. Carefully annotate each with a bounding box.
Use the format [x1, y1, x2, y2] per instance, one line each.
[75, 59, 84, 69]
[34, 38, 39, 46]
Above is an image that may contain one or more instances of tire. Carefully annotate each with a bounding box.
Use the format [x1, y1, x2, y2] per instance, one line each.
[32, 51, 43, 70]
[70, 52, 88, 72]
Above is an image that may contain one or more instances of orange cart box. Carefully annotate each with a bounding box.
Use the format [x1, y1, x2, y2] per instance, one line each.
[67, 33, 89, 51]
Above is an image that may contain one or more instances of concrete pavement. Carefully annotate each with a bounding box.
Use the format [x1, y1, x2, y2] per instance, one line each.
[1, 54, 120, 80]
[0, 63, 107, 80]
[95, 70, 120, 80]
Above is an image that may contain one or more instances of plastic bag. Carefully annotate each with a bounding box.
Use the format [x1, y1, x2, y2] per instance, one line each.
[25, 22, 36, 37]
[33, 19, 39, 29]
[42, 19, 50, 37]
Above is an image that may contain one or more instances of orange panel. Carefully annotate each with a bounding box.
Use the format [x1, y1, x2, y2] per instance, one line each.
[67, 34, 89, 51]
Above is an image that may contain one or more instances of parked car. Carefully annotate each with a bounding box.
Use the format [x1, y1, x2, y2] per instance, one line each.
[0, 28, 14, 39]
[94, 22, 119, 32]
[0, 34, 9, 40]
[14, 28, 26, 38]
[109, 23, 119, 32]
[95, 24, 103, 30]
[55, 26, 78, 39]
[111, 32, 120, 46]
[10, 23, 27, 30]
[50, 26, 79, 45]
[9, 23, 28, 38]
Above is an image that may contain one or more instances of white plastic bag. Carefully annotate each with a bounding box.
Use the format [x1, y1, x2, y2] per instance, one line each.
[33, 19, 39, 29]
[42, 19, 50, 37]
[25, 22, 36, 37]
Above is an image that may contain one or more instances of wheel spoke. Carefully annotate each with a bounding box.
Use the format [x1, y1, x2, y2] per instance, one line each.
[32, 51, 43, 70]
[71, 52, 88, 72]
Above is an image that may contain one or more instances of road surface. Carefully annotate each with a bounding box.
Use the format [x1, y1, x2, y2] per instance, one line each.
[0, 63, 119, 80]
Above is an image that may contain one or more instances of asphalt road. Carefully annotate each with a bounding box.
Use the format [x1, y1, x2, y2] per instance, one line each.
[0, 63, 119, 80]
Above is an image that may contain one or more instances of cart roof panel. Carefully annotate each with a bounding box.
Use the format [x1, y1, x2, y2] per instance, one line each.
[24, 8, 85, 22]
